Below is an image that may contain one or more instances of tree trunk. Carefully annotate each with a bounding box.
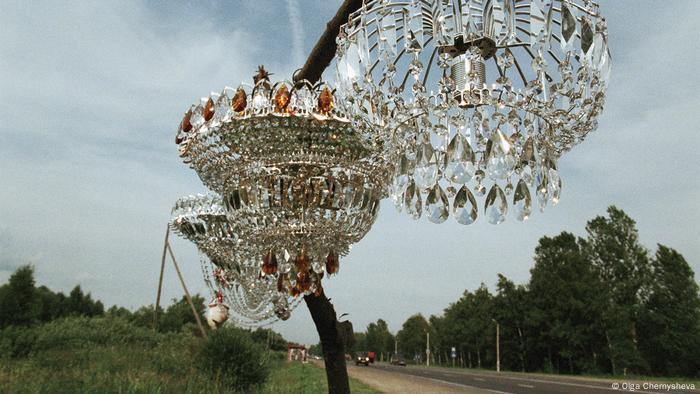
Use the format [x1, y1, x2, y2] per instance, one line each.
[517, 326, 526, 372]
[605, 330, 617, 375]
[305, 291, 350, 394]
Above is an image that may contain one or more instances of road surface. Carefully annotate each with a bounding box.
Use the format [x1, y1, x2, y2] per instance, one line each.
[347, 363, 699, 394]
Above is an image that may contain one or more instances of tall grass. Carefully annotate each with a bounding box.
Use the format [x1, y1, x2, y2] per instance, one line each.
[0, 316, 379, 393]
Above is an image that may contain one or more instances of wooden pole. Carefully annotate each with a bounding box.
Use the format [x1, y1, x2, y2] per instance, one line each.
[293, 0, 363, 84]
[166, 242, 208, 339]
[294, 2, 364, 393]
[304, 290, 351, 394]
[153, 226, 170, 330]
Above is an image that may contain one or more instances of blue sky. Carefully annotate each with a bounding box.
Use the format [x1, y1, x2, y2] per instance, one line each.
[1, 1, 699, 344]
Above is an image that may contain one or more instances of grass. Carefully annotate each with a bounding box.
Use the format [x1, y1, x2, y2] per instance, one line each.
[0, 352, 379, 394]
[0, 317, 379, 393]
[261, 361, 379, 394]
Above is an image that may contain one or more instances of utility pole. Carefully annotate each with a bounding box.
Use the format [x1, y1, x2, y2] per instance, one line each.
[492, 319, 500, 373]
[395, 337, 398, 354]
[426, 331, 430, 367]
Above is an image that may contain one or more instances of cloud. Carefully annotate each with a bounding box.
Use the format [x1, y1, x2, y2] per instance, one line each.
[285, 0, 306, 69]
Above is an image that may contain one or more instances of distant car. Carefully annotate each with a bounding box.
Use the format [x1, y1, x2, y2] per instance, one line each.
[390, 354, 407, 366]
[355, 352, 371, 366]
[367, 351, 376, 363]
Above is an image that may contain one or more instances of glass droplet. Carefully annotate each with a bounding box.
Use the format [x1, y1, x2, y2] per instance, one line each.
[426, 184, 449, 223]
[453, 185, 478, 225]
[485, 184, 508, 224]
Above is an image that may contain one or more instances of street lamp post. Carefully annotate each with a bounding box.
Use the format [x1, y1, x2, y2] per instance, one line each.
[426, 331, 430, 367]
[492, 319, 500, 373]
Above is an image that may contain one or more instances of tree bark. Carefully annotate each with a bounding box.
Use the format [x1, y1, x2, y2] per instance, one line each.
[295, 2, 364, 393]
[305, 290, 351, 394]
[294, 0, 363, 84]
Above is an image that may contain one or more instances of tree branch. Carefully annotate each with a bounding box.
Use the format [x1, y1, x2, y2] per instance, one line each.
[294, 0, 363, 84]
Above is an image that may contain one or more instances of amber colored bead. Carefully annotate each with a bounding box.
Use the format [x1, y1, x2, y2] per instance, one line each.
[317, 87, 334, 114]
[290, 286, 301, 297]
[262, 250, 278, 275]
[274, 85, 291, 113]
[295, 249, 310, 272]
[180, 109, 193, 133]
[203, 97, 215, 121]
[326, 251, 339, 275]
[231, 88, 247, 113]
[297, 271, 311, 292]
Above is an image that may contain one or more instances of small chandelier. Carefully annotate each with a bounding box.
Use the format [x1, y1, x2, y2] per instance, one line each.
[335, 0, 611, 224]
[170, 194, 301, 327]
[172, 69, 390, 307]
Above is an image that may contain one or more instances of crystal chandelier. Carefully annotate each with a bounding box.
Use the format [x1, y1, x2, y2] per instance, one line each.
[172, 70, 389, 306]
[334, 0, 611, 224]
[170, 194, 301, 327]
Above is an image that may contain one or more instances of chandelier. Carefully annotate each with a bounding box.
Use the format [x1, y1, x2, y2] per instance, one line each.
[334, 0, 611, 224]
[172, 70, 389, 309]
[170, 194, 302, 328]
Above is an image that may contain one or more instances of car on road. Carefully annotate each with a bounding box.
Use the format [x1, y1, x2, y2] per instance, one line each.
[355, 352, 371, 366]
[390, 354, 407, 366]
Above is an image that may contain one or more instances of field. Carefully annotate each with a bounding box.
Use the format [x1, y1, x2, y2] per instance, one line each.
[0, 316, 377, 394]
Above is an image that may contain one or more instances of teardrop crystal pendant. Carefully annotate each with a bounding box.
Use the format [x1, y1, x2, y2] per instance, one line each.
[513, 180, 532, 221]
[404, 179, 422, 220]
[425, 184, 449, 224]
[453, 185, 478, 225]
[444, 133, 476, 184]
[485, 184, 508, 225]
[413, 143, 439, 189]
[485, 128, 516, 180]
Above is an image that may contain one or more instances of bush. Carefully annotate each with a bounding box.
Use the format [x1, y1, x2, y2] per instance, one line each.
[0, 325, 37, 358]
[196, 327, 271, 391]
[30, 315, 162, 352]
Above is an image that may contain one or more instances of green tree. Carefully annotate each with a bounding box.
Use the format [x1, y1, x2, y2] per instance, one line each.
[351, 332, 367, 353]
[584, 206, 651, 374]
[250, 328, 287, 352]
[0, 265, 38, 327]
[365, 319, 394, 360]
[67, 286, 104, 317]
[397, 314, 431, 362]
[106, 305, 133, 319]
[638, 245, 700, 376]
[35, 285, 68, 322]
[158, 294, 206, 333]
[439, 285, 494, 368]
[493, 274, 530, 372]
[529, 232, 608, 374]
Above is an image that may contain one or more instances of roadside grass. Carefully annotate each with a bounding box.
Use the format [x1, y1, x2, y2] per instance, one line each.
[261, 361, 379, 394]
[0, 317, 379, 393]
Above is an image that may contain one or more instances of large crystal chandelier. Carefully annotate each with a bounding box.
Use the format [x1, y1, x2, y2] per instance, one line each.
[172, 70, 389, 309]
[335, 0, 611, 224]
[170, 194, 301, 327]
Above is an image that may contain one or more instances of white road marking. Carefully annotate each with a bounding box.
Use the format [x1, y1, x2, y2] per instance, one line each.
[422, 370, 670, 394]
[517, 384, 535, 389]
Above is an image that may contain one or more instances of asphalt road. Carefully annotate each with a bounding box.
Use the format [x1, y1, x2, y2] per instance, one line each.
[368, 363, 699, 394]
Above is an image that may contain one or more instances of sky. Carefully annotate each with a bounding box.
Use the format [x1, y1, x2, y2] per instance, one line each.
[1, 1, 699, 345]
